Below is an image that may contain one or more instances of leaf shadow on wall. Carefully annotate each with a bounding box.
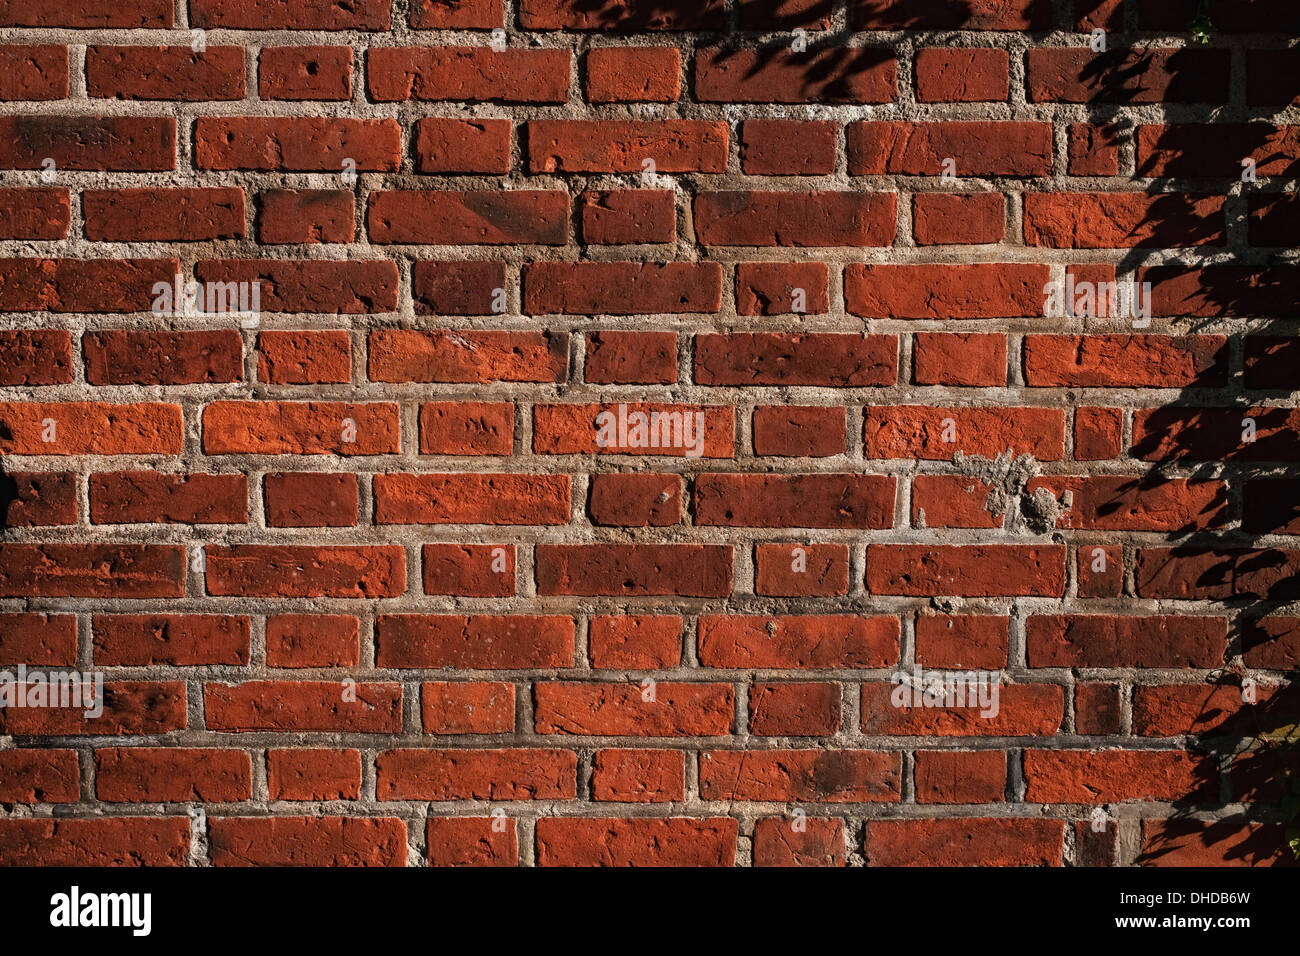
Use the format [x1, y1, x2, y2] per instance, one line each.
[1075, 48, 1299, 864]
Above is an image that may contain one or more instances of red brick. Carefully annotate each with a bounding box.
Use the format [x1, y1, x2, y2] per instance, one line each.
[0, 45, 68, 100]
[1075, 682, 1122, 735]
[536, 544, 732, 597]
[2, 471, 77, 527]
[752, 406, 846, 457]
[915, 48, 1008, 102]
[86, 45, 244, 100]
[95, 748, 250, 802]
[195, 259, 398, 313]
[521, 0, 725, 30]
[257, 330, 352, 383]
[695, 190, 895, 247]
[912, 193, 1005, 245]
[525, 262, 722, 314]
[0, 749, 79, 803]
[741, 120, 838, 174]
[426, 818, 517, 867]
[530, 120, 726, 173]
[0, 116, 176, 170]
[93, 614, 250, 666]
[696, 48, 896, 104]
[259, 46, 352, 100]
[585, 331, 678, 384]
[914, 614, 1009, 670]
[419, 402, 514, 456]
[1068, 123, 1120, 175]
[1024, 750, 1217, 803]
[533, 676, 733, 738]
[422, 544, 516, 596]
[422, 682, 515, 733]
[1074, 407, 1123, 461]
[588, 616, 682, 669]
[411, 262, 508, 316]
[536, 818, 737, 866]
[374, 474, 570, 525]
[700, 749, 898, 802]
[846, 263, 1049, 318]
[0, 1, 172, 27]
[0, 681, 186, 736]
[848, 121, 1051, 176]
[0, 613, 76, 666]
[368, 47, 569, 102]
[695, 473, 893, 529]
[376, 749, 575, 800]
[912, 475, 1001, 530]
[586, 47, 680, 102]
[533, 403, 734, 457]
[697, 615, 897, 669]
[862, 405, 1065, 460]
[195, 117, 400, 170]
[754, 543, 850, 596]
[913, 332, 1006, 386]
[208, 818, 406, 867]
[372, 330, 566, 383]
[0, 189, 70, 240]
[368, 190, 567, 245]
[205, 545, 406, 598]
[202, 401, 400, 455]
[257, 189, 355, 244]
[734, 262, 831, 315]
[191, 0, 391, 29]
[376, 615, 574, 669]
[0, 545, 186, 598]
[580, 190, 675, 244]
[867, 544, 1066, 596]
[588, 473, 682, 527]
[83, 330, 243, 384]
[591, 749, 685, 802]
[265, 614, 360, 668]
[89, 472, 247, 525]
[267, 749, 361, 800]
[914, 750, 1006, 803]
[1027, 48, 1228, 103]
[695, 333, 896, 385]
[0, 818, 188, 866]
[749, 682, 840, 736]
[411, 0, 503, 28]
[0, 258, 177, 312]
[753, 816, 845, 867]
[864, 819, 1063, 866]
[861, 683, 1064, 736]
[264, 472, 358, 527]
[205, 681, 401, 733]
[1026, 615, 1228, 668]
[416, 118, 511, 173]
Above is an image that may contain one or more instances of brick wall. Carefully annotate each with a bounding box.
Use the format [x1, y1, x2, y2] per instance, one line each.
[0, 0, 1297, 867]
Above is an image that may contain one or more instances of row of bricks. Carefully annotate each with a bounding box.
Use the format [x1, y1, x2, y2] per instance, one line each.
[2, 0, 1296, 34]
[5, 186, 1298, 246]
[0, 813, 1260, 867]
[5, 328, 1297, 388]
[1, 44, 1293, 106]
[1, 117, 1295, 176]
[0, 745, 1268, 804]
[0, 260, 1293, 315]
[7, 611, 1291, 668]
[0, 469, 1271, 531]
[0, 677, 1289, 737]
[1, 542, 1299, 599]
[1, 401, 1298, 460]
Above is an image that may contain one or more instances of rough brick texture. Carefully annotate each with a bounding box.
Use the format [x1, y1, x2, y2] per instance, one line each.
[0, 0, 1296, 870]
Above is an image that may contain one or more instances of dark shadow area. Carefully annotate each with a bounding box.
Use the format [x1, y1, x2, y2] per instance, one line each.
[0, 459, 17, 532]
